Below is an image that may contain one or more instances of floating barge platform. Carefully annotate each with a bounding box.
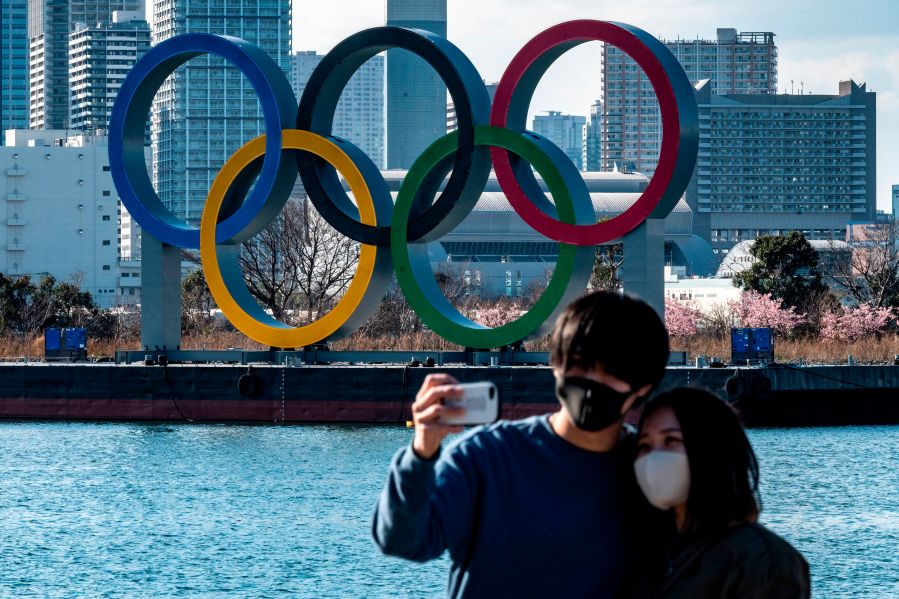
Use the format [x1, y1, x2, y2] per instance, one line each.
[0, 361, 897, 427]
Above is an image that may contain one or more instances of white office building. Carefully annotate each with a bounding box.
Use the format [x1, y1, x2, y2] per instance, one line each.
[1, 130, 120, 307]
[664, 275, 742, 314]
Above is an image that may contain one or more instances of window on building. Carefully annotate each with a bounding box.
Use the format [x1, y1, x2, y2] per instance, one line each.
[102, 265, 111, 271]
[102, 215, 110, 221]
[102, 191, 110, 196]
[102, 240, 111, 246]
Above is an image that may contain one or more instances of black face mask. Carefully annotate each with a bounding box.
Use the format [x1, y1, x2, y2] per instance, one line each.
[555, 376, 632, 432]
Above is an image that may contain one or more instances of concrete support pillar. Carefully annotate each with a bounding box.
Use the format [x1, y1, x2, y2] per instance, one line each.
[621, 218, 665, 317]
[140, 236, 182, 350]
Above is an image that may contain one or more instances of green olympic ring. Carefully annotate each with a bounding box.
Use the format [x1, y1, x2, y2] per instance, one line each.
[391, 126, 596, 348]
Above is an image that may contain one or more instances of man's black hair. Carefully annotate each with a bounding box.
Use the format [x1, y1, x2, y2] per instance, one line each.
[638, 388, 761, 534]
[549, 291, 669, 392]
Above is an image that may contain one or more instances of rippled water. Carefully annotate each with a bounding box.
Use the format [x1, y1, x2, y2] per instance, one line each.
[0, 423, 895, 598]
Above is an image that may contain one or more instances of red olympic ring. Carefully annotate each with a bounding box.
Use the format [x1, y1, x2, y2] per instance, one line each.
[491, 20, 694, 246]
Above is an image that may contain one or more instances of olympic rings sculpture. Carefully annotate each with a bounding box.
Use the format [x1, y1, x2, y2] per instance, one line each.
[109, 20, 698, 349]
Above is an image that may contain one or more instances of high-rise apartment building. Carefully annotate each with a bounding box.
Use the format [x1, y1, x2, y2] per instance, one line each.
[603, 28, 777, 176]
[151, 0, 292, 225]
[1, 0, 29, 132]
[892, 185, 899, 219]
[28, 0, 144, 130]
[293, 51, 385, 169]
[582, 99, 602, 172]
[69, 11, 151, 138]
[385, 0, 446, 169]
[692, 80, 876, 255]
[532, 111, 587, 171]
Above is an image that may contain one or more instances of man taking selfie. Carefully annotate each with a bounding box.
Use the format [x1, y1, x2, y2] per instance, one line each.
[372, 291, 670, 598]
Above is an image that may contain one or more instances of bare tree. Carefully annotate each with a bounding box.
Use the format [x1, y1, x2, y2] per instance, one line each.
[589, 243, 623, 292]
[239, 199, 360, 323]
[238, 200, 304, 321]
[356, 286, 422, 338]
[181, 269, 218, 334]
[699, 303, 736, 340]
[827, 221, 899, 308]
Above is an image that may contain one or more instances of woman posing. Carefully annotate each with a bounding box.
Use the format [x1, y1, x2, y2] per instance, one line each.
[630, 388, 810, 598]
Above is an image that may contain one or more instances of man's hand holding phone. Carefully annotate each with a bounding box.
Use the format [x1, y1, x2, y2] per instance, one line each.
[411, 375, 501, 460]
[411, 374, 466, 460]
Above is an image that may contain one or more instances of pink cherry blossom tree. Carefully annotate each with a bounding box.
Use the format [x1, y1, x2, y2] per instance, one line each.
[820, 304, 895, 342]
[469, 301, 522, 328]
[665, 298, 699, 338]
[728, 291, 806, 336]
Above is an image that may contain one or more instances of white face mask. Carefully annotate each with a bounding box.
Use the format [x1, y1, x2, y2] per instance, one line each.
[634, 450, 691, 510]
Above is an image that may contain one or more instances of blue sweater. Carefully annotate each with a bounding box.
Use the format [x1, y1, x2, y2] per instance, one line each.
[373, 415, 652, 598]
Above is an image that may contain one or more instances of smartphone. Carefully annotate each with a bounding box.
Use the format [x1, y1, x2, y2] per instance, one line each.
[441, 381, 500, 426]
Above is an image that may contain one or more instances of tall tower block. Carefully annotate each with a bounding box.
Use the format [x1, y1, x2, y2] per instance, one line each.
[385, 0, 447, 169]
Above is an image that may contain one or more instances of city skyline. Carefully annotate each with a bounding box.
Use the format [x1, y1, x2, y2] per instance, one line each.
[7, 0, 892, 210]
[602, 29, 778, 176]
[283, 0, 898, 213]
[29, 0, 144, 129]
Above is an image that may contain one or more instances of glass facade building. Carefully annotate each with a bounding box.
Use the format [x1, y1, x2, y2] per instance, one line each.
[532, 111, 586, 171]
[447, 82, 496, 133]
[582, 99, 602, 172]
[692, 80, 876, 255]
[69, 12, 150, 138]
[893, 185, 899, 219]
[385, 0, 446, 169]
[1, 0, 29, 132]
[293, 51, 385, 169]
[29, 0, 143, 129]
[151, 0, 292, 225]
[603, 29, 778, 176]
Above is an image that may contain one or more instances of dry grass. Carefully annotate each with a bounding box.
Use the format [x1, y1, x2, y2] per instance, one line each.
[673, 335, 899, 365]
[3, 330, 897, 364]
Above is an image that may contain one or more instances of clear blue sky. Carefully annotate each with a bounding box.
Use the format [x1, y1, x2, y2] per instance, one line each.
[151, 0, 899, 211]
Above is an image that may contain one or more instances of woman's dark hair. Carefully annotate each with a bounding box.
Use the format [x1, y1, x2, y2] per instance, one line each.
[550, 291, 669, 392]
[638, 388, 760, 534]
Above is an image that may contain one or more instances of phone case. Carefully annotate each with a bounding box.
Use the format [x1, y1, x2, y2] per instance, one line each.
[441, 381, 500, 426]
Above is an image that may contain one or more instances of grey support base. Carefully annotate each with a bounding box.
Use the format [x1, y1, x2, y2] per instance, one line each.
[621, 218, 665, 316]
[140, 237, 182, 351]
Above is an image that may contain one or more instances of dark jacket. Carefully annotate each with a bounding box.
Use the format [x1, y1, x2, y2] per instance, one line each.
[373, 416, 663, 598]
[629, 522, 810, 599]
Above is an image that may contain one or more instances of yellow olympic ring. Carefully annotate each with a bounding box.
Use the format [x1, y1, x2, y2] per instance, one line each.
[200, 130, 385, 348]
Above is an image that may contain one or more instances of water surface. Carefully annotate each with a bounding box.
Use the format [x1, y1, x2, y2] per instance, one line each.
[0, 423, 895, 597]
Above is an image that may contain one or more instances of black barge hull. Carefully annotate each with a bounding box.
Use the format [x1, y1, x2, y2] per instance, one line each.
[0, 364, 897, 427]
